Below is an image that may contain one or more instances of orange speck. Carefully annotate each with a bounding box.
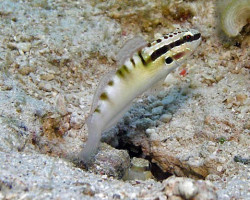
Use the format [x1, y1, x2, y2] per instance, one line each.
[122, 31, 127, 36]
[180, 68, 187, 76]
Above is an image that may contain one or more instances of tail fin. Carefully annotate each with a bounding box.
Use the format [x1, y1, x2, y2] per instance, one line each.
[78, 116, 102, 165]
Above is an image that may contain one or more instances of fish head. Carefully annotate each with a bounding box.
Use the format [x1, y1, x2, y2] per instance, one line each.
[169, 29, 201, 66]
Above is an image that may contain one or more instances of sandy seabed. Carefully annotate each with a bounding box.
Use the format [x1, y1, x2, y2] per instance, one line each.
[0, 0, 249, 199]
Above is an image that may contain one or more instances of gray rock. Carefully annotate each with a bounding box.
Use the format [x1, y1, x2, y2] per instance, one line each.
[152, 106, 164, 115]
[162, 95, 175, 106]
[160, 113, 172, 123]
[163, 177, 217, 200]
[134, 118, 154, 130]
[87, 143, 130, 179]
[178, 179, 198, 199]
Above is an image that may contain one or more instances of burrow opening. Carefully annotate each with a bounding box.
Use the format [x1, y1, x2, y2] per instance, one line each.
[117, 141, 172, 181]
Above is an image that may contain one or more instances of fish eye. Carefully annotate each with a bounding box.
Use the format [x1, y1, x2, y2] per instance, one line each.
[184, 35, 192, 42]
[165, 57, 173, 64]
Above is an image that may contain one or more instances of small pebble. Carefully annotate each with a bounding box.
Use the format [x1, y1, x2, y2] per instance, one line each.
[39, 82, 52, 92]
[113, 194, 121, 199]
[40, 74, 55, 81]
[145, 128, 156, 135]
[55, 94, 67, 115]
[243, 121, 250, 130]
[157, 91, 167, 99]
[147, 95, 157, 103]
[135, 118, 154, 130]
[18, 66, 35, 75]
[8, 42, 31, 52]
[152, 106, 163, 115]
[234, 156, 250, 165]
[160, 114, 172, 123]
[217, 166, 223, 172]
[16, 42, 31, 52]
[162, 96, 175, 105]
[70, 112, 84, 129]
[206, 174, 221, 181]
[152, 100, 163, 107]
[81, 183, 95, 196]
[0, 85, 13, 91]
[178, 180, 198, 199]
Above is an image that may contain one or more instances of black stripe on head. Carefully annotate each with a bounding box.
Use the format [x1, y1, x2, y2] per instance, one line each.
[193, 33, 201, 40]
[183, 35, 192, 42]
[169, 42, 175, 48]
[150, 32, 201, 61]
[151, 45, 170, 61]
[138, 50, 146, 66]
[175, 39, 184, 46]
[183, 33, 201, 42]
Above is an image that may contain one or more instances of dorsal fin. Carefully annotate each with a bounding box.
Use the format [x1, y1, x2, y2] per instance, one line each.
[90, 70, 116, 114]
[89, 36, 147, 116]
[117, 36, 147, 66]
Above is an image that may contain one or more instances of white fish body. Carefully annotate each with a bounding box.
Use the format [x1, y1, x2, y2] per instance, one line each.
[80, 29, 201, 164]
